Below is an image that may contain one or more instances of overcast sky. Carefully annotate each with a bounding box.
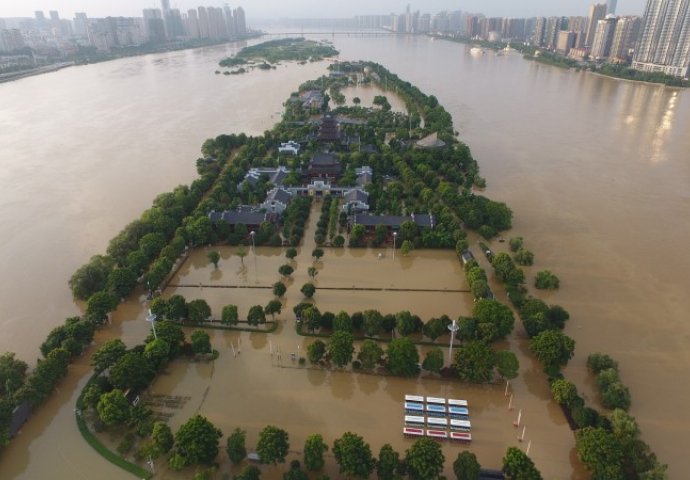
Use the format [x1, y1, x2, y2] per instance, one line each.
[1, 1, 648, 21]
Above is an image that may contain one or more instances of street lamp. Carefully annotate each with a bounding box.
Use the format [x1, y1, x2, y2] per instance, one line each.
[448, 319, 459, 366]
[249, 230, 256, 253]
[146, 309, 158, 340]
[393, 231, 398, 259]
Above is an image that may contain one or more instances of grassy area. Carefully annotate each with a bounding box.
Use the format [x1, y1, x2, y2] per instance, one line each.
[75, 375, 153, 480]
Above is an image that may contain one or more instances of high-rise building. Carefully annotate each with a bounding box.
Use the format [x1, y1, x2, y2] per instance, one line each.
[0, 29, 26, 52]
[74, 13, 89, 37]
[544, 16, 563, 49]
[197, 7, 210, 39]
[557, 31, 578, 54]
[607, 0, 618, 14]
[585, 3, 608, 47]
[591, 15, 618, 59]
[609, 15, 641, 61]
[633, 0, 690, 77]
[234, 7, 246, 35]
[533, 17, 547, 46]
[185, 9, 200, 38]
[143, 9, 166, 43]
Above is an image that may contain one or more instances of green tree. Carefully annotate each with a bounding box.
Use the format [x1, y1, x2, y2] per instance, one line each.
[363, 309, 384, 337]
[502, 446, 542, 479]
[69, 255, 113, 300]
[514, 248, 534, 266]
[166, 294, 188, 321]
[494, 350, 519, 379]
[283, 460, 308, 480]
[454, 341, 495, 383]
[472, 299, 515, 342]
[423, 317, 446, 342]
[377, 444, 402, 480]
[422, 348, 444, 374]
[333, 235, 345, 247]
[333, 432, 375, 479]
[226, 428, 247, 464]
[279, 264, 294, 277]
[139, 232, 166, 259]
[222, 304, 239, 325]
[575, 427, 625, 480]
[107, 267, 138, 299]
[151, 421, 174, 456]
[491, 252, 525, 285]
[529, 330, 575, 370]
[147, 320, 185, 358]
[333, 311, 353, 332]
[236, 465, 261, 480]
[535, 270, 560, 290]
[405, 437, 445, 480]
[207, 250, 221, 268]
[109, 352, 154, 392]
[395, 311, 416, 337]
[551, 379, 579, 406]
[273, 282, 287, 298]
[187, 299, 212, 323]
[304, 434, 328, 471]
[248, 305, 267, 326]
[185, 216, 214, 247]
[307, 266, 319, 279]
[237, 245, 247, 265]
[265, 300, 283, 319]
[191, 330, 212, 355]
[312, 248, 324, 260]
[97, 389, 130, 426]
[357, 339, 384, 370]
[170, 415, 222, 469]
[257, 425, 290, 465]
[91, 339, 127, 374]
[400, 240, 414, 256]
[86, 291, 119, 324]
[587, 353, 618, 374]
[302, 306, 322, 333]
[300, 283, 316, 298]
[453, 451, 481, 480]
[386, 337, 420, 377]
[150, 297, 168, 318]
[285, 248, 298, 260]
[328, 331, 354, 368]
[509, 237, 524, 252]
[349, 224, 366, 247]
[307, 340, 326, 364]
[0, 353, 27, 397]
[144, 338, 171, 370]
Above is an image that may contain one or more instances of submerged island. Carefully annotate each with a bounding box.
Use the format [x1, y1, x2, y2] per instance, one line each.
[0, 42, 667, 480]
[218, 37, 339, 74]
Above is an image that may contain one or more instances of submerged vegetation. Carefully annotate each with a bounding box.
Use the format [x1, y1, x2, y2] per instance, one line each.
[219, 37, 339, 69]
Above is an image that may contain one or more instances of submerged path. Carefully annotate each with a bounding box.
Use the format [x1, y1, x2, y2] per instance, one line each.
[170, 284, 469, 293]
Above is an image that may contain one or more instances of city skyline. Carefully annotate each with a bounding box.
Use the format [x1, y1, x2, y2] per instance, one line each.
[1, 0, 648, 20]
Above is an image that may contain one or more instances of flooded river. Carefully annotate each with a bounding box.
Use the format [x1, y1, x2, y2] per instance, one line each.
[0, 32, 689, 478]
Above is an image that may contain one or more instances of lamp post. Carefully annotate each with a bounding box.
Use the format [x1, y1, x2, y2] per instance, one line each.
[249, 230, 256, 253]
[393, 231, 398, 260]
[146, 309, 157, 340]
[448, 319, 459, 366]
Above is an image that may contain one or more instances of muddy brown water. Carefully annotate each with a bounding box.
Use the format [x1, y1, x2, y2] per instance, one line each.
[0, 31, 688, 478]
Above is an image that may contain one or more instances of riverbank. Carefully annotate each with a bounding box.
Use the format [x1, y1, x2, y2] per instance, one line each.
[429, 33, 688, 88]
[0, 62, 73, 84]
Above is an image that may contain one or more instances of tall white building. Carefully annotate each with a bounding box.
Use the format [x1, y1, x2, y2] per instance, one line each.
[607, 0, 618, 14]
[591, 15, 618, 59]
[585, 3, 608, 47]
[632, 0, 690, 77]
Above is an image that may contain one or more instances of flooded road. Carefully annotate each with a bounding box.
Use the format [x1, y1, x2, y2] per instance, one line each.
[0, 32, 689, 478]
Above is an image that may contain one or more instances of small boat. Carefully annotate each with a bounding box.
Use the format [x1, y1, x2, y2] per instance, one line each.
[470, 47, 485, 56]
[426, 396, 446, 405]
[405, 394, 425, 403]
[403, 427, 425, 437]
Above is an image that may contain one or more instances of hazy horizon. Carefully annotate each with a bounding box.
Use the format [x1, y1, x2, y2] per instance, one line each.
[1, 0, 647, 21]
